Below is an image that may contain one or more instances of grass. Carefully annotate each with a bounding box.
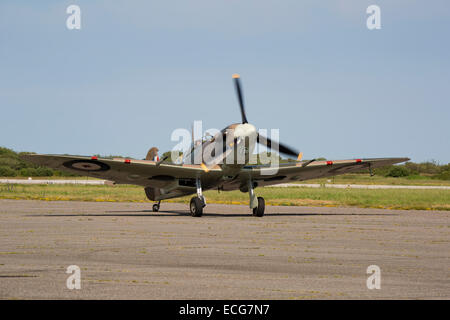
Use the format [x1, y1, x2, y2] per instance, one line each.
[0, 184, 448, 211]
[293, 173, 450, 186]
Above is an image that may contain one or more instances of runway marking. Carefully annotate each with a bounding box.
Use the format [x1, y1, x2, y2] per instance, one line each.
[1, 179, 449, 190]
[271, 183, 450, 190]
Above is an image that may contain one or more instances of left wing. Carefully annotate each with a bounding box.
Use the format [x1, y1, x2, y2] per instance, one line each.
[233, 157, 410, 188]
[20, 154, 223, 189]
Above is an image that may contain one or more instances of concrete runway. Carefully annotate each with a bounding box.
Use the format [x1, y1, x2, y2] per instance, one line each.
[0, 199, 448, 299]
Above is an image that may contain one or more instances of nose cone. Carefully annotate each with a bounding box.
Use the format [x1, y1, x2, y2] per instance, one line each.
[234, 123, 257, 139]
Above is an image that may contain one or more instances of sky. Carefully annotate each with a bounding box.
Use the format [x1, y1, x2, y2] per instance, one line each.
[1, 0, 449, 163]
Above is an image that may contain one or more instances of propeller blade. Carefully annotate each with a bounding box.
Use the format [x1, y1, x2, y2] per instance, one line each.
[257, 133, 300, 159]
[233, 74, 248, 124]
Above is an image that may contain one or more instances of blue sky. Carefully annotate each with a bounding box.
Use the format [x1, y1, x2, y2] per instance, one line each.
[1, 1, 449, 162]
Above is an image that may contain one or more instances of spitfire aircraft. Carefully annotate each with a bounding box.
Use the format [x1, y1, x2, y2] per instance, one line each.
[21, 74, 409, 217]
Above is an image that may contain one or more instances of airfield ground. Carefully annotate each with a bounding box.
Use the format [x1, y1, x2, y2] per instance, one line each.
[0, 199, 448, 299]
[1, 184, 449, 211]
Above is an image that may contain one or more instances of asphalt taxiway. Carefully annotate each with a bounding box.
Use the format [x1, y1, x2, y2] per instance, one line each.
[0, 199, 448, 299]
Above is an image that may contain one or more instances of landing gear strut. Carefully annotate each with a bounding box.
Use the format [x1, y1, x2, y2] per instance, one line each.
[248, 179, 265, 217]
[190, 178, 206, 217]
[152, 200, 161, 212]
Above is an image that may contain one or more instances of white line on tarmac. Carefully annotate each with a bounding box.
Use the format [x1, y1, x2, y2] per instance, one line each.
[1, 179, 449, 190]
[271, 183, 450, 190]
[0, 179, 106, 185]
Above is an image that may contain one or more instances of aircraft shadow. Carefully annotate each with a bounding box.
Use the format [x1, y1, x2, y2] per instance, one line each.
[160, 210, 397, 217]
[29, 210, 397, 218]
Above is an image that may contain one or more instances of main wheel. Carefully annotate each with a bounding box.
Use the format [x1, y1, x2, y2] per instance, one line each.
[190, 197, 203, 217]
[252, 197, 265, 217]
[152, 204, 159, 212]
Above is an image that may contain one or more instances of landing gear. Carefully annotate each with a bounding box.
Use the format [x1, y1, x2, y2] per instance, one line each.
[252, 197, 265, 217]
[248, 179, 265, 217]
[190, 178, 206, 217]
[190, 197, 204, 217]
[152, 201, 161, 212]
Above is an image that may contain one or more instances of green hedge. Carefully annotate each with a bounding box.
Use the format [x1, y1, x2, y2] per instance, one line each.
[0, 147, 78, 177]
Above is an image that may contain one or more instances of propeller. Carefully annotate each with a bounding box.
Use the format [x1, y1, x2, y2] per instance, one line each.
[256, 134, 301, 160]
[232, 74, 302, 160]
[233, 74, 248, 124]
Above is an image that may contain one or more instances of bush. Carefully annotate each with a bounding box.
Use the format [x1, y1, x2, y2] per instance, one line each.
[0, 166, 17, 177]
[386, 166, 410, 177]
[19, 168, 38, 177]
[373, 166, 390, 176]
[0, 147, 17, 157]
[35, 167, 54, 177]
[405, 161, 440, 175]
[435, 170, 450, 181]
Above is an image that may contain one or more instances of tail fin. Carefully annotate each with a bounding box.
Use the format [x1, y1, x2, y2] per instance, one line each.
[145, 147, 159, 161]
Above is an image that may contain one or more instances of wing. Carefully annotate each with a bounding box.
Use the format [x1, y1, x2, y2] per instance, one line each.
[232, 157, 410, 188]
[20, 154, 223, 192]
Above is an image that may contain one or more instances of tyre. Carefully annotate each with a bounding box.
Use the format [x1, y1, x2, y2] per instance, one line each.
[152, 204, 159, 212]
[190, 197, 203, 217]
[252, 197, 265, 217]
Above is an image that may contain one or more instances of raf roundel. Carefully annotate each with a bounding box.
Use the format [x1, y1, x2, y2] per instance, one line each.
[63, 159, 110, 172]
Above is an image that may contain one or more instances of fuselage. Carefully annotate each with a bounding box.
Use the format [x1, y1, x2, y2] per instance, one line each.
[183, 123, 257, 174]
